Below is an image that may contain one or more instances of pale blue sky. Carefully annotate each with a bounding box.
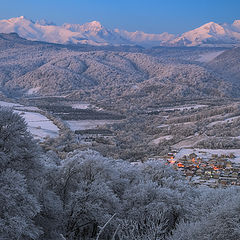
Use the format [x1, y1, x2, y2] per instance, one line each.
[1, 0, 239, 34]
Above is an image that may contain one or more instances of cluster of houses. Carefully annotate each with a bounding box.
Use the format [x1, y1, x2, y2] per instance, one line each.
[75, 129, 114, 144]
[165, 152, 240, 187]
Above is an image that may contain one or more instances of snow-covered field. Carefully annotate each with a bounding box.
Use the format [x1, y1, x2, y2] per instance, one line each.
[0, 100, 59, 140]
[66, 120, 120, 131]
[15, 111, 59, 139]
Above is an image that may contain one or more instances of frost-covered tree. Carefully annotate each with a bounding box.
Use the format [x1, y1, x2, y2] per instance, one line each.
[0, 108, 43, 239]
[0, 169, 42, 239]
[46, 150, 197, 240]
[48, 150, 123, 239]
[169, 187, 240, 240]
[0, 108, 42, 182]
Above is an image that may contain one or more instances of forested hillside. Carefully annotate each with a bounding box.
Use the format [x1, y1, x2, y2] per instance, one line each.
[0, 33, 239, 105]
[208, 47, 240, 84]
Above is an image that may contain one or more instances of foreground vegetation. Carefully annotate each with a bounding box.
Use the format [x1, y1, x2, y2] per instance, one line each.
[1, 108, 240, 240]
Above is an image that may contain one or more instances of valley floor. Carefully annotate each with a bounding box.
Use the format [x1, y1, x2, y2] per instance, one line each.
[1, 96, 240, 188]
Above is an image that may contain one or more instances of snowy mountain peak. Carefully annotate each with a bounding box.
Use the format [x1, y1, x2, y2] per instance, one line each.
[7, 16, 30, 23]
[200, 22, 223, 31]
[0, 17, 240, 47]
[232, 20, 240, 32]
[170, 20, 240, 46]
[87, 20, 102, 28]
[80, 21, 105, 33]
[233, 20, 240, 26]
[13, 16, 26, 20]
[200, 22, 225, 33]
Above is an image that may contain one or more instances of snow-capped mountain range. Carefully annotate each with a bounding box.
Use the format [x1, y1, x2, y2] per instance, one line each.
[171, 21, 240, 46]
[1, 16, 240, 47]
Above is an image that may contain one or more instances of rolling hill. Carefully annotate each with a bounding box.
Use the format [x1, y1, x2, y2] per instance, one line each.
[208, 47, 240, 84]
[0, 32, 239, 108]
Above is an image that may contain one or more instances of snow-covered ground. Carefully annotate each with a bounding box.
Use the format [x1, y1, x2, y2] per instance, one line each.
[151, 135, 173, 145]
[15, 106, 40, 111]
[157, 124, 169, 129]
[164, 104, 207, 111]
[157, 121, 196, 129]
[0, 100, 22, 108]
[208, 115, 240, 127]
[71, 103, 103, 111]
[27, 87, 41, 95]
[66, 120, 120, 131]
[71, 103, 91, 110]
[197, 51, 224, 63]
[0, 100, 39, 111]
[173, 135, 206, 149]
[0, 100, 59, 140]
[15, 111, 59, 139]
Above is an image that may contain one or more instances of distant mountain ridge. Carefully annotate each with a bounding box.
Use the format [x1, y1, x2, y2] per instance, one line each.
[170, 21, 240, 47]
[0, 16, 240, 47]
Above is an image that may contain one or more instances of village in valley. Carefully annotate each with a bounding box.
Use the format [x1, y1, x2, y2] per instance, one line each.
[161, 150, 240, 187]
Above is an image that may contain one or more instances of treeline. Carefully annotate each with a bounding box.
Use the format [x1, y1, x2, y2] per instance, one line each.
[167, 105, 237, 124]
[195, 137, 240, 149]
[38, 105, 125, 120]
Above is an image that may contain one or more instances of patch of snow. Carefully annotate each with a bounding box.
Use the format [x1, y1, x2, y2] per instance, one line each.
[164, 104, 207, 111]
[16, 106, 40, 111]
[197, 51, 225, 62]
[71, 103, 90, 110]
[0, 100, 23, 108]
[157, 124, 169, 129]
[66, 120, 120, 131]
[27, 87, 41, 95]
[208, 115, 240, 127]
[173, 135, 206, 149]
[151, 135, 173, 145]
